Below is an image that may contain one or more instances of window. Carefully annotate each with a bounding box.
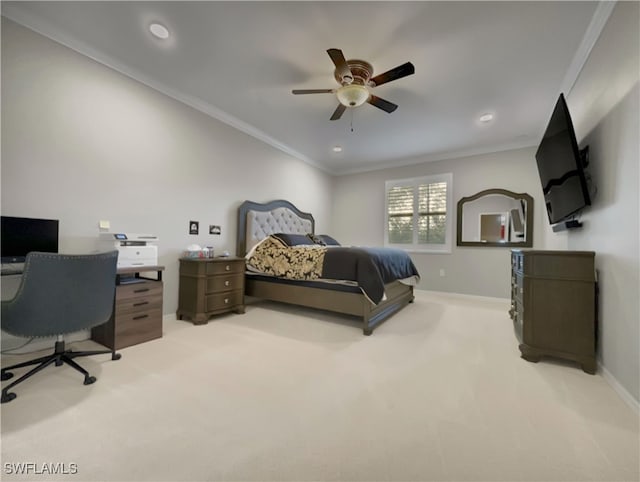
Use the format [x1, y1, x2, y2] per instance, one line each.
[385, 173, 453, 253]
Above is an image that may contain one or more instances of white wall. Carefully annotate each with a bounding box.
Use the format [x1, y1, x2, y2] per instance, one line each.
[1, 18, 333, 320]
[331, 147, 546, 299]
[563, 2, 640, 404]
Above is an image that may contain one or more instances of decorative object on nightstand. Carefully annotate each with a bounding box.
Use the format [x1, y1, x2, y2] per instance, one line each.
[177, 257, 245, 324]
[510, 249, 597, 374]
[91, 266, 164, 349]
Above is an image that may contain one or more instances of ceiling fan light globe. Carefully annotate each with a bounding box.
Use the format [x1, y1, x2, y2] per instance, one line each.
[336, 84, 369, 108]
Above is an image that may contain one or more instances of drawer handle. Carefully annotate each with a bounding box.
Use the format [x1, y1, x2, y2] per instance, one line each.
[224, 280, 230, 287]
[133, 301, 149, 307]
[134, 288, 150, 293]
[133, 314, 149, 320]
[225, 265, 230, 271]
[224, 298, 229, 304]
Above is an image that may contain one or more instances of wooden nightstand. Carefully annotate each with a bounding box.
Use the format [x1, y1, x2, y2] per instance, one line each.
[177, 257, 245, 324]
[92, 266, 164, 349]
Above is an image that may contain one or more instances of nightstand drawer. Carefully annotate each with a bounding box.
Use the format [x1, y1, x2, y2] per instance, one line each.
[206, 273, 244, 293]
[206, 260, 244, 275]
[206, 290, 243, 311]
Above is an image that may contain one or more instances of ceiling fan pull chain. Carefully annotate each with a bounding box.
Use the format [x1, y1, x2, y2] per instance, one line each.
[350, 109, 354, 133]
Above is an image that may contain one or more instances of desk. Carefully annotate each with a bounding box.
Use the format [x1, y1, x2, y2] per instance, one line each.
[92, 266, 165, 349]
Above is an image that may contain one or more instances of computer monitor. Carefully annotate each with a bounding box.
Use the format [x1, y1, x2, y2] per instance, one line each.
[1, 216, 59, 263]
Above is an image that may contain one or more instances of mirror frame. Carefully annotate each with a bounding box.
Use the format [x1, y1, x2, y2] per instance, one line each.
[456, 188, 534, 247]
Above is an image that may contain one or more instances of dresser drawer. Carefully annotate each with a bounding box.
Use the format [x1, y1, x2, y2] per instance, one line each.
[514, 274, 524, 302]
[512, 252, 524, 273]
[205, 260, 244, 275]
[206, 290, 244, 311]
[513, 303, 523, 343]
[206, 273, 244, 293]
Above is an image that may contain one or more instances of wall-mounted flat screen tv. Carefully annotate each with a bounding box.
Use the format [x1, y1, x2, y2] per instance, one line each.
[535, 93, 591, 226]
[1, 216, 59, 263]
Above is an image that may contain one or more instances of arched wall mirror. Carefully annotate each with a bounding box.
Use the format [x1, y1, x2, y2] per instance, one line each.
[457, 189, 534, 247]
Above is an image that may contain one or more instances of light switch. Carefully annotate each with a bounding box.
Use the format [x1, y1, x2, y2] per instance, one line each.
[99, 220, 110, 230]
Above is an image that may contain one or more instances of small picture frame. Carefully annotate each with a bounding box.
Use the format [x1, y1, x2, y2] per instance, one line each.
[189, 221, 199, 235]
[209, 225, 221, 235]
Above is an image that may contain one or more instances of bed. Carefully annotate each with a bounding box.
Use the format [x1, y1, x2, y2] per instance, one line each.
[236, 199, 419, 335]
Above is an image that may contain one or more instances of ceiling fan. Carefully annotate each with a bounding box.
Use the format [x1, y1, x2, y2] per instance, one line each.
[292, 48, 415, 121]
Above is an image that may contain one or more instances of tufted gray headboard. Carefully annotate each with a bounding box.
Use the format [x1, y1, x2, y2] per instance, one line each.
[236, 200, 315, 256]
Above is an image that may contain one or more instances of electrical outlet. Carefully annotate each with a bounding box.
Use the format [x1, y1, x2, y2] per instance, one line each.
[439, 269, 446, 277]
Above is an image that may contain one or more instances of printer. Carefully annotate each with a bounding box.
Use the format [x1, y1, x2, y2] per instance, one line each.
[99, 232, 158, 268]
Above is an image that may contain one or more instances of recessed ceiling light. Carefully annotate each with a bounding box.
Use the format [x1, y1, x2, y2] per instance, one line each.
[149, 22, 170, 40]
[479, 113, 494, 123]
[332, 146, 343, 153]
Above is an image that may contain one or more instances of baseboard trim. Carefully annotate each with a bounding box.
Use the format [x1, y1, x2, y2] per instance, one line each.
[419, 289, 510, 304]
[600, 364, 639, 414]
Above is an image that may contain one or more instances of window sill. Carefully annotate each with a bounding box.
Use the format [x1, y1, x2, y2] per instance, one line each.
[384, 245, 452, 255]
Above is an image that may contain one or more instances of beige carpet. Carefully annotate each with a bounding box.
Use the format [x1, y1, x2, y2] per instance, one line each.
[1, 290, 638, 481]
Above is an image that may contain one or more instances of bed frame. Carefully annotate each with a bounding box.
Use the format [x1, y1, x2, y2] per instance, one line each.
[236, 199, 415, 335]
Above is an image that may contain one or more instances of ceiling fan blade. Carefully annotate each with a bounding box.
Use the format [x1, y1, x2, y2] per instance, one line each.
[292, 89, 335, 95]
[327, 49, 354, 83]
[367, 95, 398, 113]
[370, 62, 415, 87]
[330, 104, 347, 121]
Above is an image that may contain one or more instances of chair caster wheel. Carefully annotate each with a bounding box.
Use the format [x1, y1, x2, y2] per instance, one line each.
[1, 392, 16, 403]
[84, 376, 97, 385]
[112, 353, 122, 361]
[1, 371, 13, 381]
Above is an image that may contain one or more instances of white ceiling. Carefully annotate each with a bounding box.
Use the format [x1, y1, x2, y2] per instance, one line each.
[2, 1, 608, 175]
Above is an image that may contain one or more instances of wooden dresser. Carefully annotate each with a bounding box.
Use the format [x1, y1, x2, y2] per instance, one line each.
[177, 257, 245, 324]
[510, 250, 597, 373]
[92, 266, 164, 349]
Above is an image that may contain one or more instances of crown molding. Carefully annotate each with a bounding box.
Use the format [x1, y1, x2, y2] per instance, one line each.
[560, 0, 617, 96]
[1, 6, 329, 174]
[332, 140, 538, 176]
[2, 2, 615, 178]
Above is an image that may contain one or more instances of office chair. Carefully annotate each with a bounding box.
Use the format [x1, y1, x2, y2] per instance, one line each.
[1, 251, 120, 403]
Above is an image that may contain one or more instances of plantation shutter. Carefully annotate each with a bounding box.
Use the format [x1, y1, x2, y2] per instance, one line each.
[385, 173, 452, 252]
[387, 186, 414, 244]
[418, 181, 447, 244]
